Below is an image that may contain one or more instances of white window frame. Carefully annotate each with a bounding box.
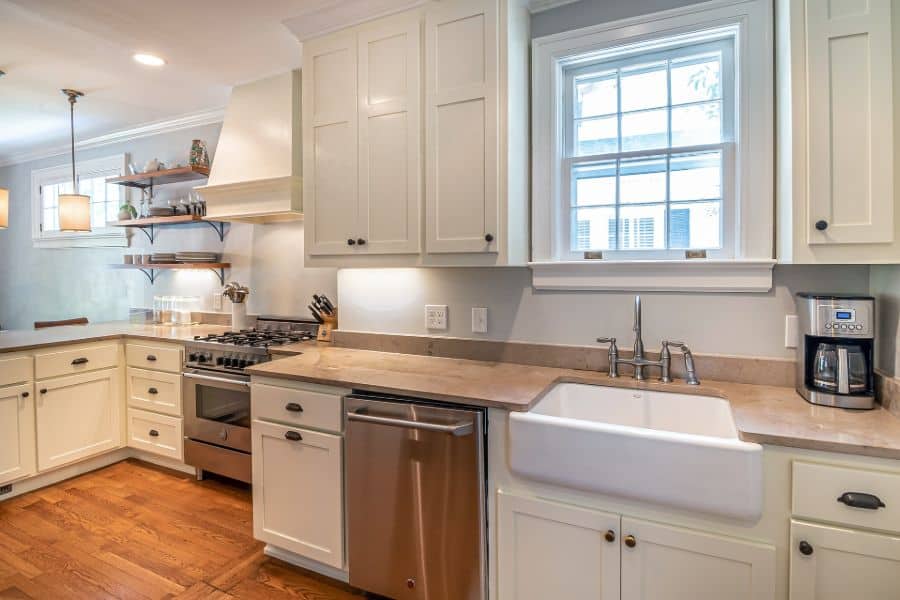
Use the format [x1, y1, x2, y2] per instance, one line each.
[30, 154, 130, 248]
[531, 0, 774, 292]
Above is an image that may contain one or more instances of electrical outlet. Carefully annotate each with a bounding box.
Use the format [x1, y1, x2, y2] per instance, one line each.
[213, 293, 223, 311]
[426, 305, 448, 330]
[472, 307, 488, 333]
[785, 314, 799, 348]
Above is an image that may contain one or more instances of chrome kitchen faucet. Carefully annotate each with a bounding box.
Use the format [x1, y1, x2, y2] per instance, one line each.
[596, 295, 700, 385]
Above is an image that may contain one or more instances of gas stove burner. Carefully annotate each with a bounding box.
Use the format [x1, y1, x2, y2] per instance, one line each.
[192, 328, 317, 347]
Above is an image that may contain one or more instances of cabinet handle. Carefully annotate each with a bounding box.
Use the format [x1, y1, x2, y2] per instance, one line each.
[284, 431, 303, 441]
[285, 402, 303, 413]
[604, 530, 616, 543]
[71, 357, 89, 365]
[357, 238, 367, 246]
[21, 391, 29, 398]
[148, 387, 158, 395]
[798, 540, 814, 556]
[347, 238, 357, 246]
[837, 491, 886, 510]
[149, 429, 160, 437]
[146, 354, 157, 362]
[815, 220, 828, 231]
[624, 535, 636, 548]
[485, 233, 494, 242]
[39, 388, 48, 395]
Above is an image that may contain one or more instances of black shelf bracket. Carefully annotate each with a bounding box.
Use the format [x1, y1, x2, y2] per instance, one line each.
[204, 220, 226, 242]
[135, 224, 155, 244]
[137, 268, 157, 284]
[209, 267, 226, 285]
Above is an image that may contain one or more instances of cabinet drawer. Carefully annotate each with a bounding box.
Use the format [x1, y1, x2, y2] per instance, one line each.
[793, 461, 900, 534]
[126, 343, 183, 373]
[127, 367, 182, 417]
[128, 408, 183, 461]
[252, 382, 343, 433]
[0, 355, 33, 387]
[34, 342, 119, 380]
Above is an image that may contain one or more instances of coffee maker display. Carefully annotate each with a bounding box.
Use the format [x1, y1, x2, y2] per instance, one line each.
[795, 293, 875, 409]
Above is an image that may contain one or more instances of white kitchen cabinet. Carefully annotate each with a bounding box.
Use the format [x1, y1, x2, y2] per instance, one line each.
[621, 517, 776, 600]
[789, 520, 900, 600]
[127, 367, 182, 417]
[36, 368, 123, 471]
[251, 418, 344, 569]
[497, 492, 620, 600]
[0, 382, 36, 485]
[127, 408, 183, 461]
[777, 0, 899, 262]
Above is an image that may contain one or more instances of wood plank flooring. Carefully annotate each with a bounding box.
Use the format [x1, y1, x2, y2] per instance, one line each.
[0, 459, 367, 599]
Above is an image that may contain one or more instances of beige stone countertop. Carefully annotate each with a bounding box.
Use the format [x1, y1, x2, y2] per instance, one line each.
[248, 346, 900, 460]
[0, 322, 231, 353]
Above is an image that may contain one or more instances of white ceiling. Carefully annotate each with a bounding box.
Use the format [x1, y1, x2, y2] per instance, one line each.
[0, 0, 422, 165]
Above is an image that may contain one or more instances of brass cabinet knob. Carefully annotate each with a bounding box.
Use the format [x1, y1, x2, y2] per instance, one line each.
[604, 530, 616, 543]
[624, 534, 636, 548]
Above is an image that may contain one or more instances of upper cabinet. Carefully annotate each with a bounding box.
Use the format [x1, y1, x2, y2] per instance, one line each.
[303, 0, 530, 266]
[777, 0, 899, 263]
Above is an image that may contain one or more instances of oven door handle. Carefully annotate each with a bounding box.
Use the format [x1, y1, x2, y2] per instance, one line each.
[182, 372, 251, 387]
[347, 410, 474, 436]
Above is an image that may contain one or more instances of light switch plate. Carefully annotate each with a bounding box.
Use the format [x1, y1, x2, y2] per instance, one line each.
[472, 307, 488, 333]
[785, 314, 799, 348]
[426, 305, 448, 330]
[213, 293, 223, 311]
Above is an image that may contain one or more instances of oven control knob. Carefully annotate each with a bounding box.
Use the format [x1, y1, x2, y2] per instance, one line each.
[216, 356, 224, 365]
[197, 354, 208, 363]
[238, 359, 248, 369]
[223, 357, 232, 367]
[188, 352, 199, 362]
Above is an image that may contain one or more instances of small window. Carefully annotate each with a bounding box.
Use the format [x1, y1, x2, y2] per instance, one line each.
[31, 155, 128, 248]
[564, 38, 734, 259]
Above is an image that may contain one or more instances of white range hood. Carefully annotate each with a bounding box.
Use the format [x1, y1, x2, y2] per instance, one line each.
[196, 70, 302, 223]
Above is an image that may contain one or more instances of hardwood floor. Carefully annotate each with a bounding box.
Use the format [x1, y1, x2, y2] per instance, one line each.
[0, 459, 367, 599]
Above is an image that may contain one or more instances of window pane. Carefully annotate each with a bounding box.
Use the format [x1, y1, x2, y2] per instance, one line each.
[575, 71, 617, 118]
[671, 54, 722, 105]
[671, 101, 721, 146]
[91, 202, 106, 228]
[620, 61, 666, 112]
[618, 204, 665, 250]
[668, 201, 721, 249]
[620, 156, 666, 204]
[670, 151, 721, 201]
[576, 116, 618, 155]
[573, 161, 616, 206]
[572, 206, 616, 251]
[43, 208, 58, 232]
[621, 108, 667, 151]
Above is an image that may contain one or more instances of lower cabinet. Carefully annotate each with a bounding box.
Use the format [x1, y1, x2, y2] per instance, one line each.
[36, 368, 122, 471]
[127, 408, 183, 460]
[251, 418, 344, 569]
[789, 520, 900, 600]
[0, 382, 36, 485]
[497, 491, 776, 600]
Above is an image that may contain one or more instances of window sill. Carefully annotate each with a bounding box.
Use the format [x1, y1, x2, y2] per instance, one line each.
[33, 231, 128, 249]
[529, 259, 776, 292]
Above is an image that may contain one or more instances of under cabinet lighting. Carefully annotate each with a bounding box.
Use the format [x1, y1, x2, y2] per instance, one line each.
[133, 53, 166, 67]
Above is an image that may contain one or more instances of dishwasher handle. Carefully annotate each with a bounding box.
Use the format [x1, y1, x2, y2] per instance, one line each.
[348, 409, 474, 437]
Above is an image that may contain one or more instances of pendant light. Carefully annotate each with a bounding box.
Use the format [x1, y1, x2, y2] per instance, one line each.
[58, 89, 91, 232]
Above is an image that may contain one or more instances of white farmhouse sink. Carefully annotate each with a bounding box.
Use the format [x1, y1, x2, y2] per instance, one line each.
[509, 383, 763, 521]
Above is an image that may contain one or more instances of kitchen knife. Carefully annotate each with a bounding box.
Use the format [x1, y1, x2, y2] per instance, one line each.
[313, 295, 332, 315]
[319, 294, 335, 313]
[308, 304, 324, 323]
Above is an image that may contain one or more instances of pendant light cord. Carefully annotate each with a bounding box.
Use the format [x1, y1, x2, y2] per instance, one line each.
[69, 95, 76, 189]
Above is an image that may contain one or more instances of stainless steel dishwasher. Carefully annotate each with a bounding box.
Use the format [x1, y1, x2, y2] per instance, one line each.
[345, 392, 487, 600]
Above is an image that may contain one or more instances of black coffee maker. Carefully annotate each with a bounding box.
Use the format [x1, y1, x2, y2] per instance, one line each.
[795, 293, 875, 409]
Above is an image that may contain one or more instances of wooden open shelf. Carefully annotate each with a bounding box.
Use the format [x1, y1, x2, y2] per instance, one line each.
[106, 166, 210, 189]
[110, 262, 230, 285]
[107, 214, 226, 243]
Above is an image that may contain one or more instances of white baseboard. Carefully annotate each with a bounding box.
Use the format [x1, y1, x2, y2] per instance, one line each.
[264, 544, 350, 584]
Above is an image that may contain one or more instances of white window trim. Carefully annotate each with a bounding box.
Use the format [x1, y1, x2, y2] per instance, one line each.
[531, 0, 774, 292]
[31, 154, 130, 248]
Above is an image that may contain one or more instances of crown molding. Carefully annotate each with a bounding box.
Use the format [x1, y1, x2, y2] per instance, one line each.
[529, 0, 583, 14]
[0, 107, 225, 169]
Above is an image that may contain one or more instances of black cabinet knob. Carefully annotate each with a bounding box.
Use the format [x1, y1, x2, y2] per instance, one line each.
[285, 403, 304, 413]
[604, 530, 616, 543]
[284, 431, 303, 441]
[148, 387, 158, 395]
[146, 355, 157, 362]
[485, 233, 494, 242]
[357, 238, 367, 245]
[21, 392, 29, 398]
[39, 388, 47, 395]
[815, 220, 828, 231]
[837, 491, 886, 510]
[798, 540, 814, 556]
[71, 357, 89, 365]
[149, 429, 160, 437]
[347, 238, 357, 246]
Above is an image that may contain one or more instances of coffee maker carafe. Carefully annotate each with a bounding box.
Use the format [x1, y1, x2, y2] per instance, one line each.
[795, 293, 875, 409]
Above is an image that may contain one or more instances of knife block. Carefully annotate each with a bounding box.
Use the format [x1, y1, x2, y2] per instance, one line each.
[318, 309, 337, 343]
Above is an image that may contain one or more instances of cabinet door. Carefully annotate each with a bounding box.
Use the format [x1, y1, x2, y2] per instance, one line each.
[36, 368, 122, 471]
[497, 491, 620, 600]
[790, 520, 900, 600]
[621, 517, 775, 600]
[0, 383, 36, 485]
[303, 30, 360, 256]
[425, 0, 499, 254]
[357, 12, 422, 254]
[252, 419, 344, 569]
[806, 0, 893, 245]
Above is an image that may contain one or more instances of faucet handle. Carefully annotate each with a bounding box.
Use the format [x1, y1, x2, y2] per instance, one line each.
[662, 340, 686, 350]
[596, 337, 617, 345]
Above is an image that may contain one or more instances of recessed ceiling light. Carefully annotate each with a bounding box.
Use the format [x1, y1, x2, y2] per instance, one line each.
[133, 53, 166, 67]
